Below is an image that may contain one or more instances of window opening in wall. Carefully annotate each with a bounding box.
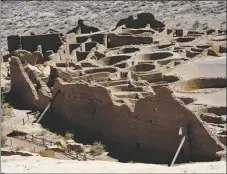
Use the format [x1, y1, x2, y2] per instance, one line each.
[179, 127, 183, 135]
[149, 120, 153, 124]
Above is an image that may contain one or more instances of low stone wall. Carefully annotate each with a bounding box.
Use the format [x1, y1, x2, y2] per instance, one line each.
[107, 33, 153, 48]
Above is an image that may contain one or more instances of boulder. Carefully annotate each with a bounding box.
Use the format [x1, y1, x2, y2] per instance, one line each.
[39, 150, 55, 158]
[13, 50, 38, 65]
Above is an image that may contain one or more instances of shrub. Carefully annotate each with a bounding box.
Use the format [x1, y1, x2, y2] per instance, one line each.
[1, 93, 6, 103]
[2, 102, 10, 109]
[1, 117, 5, 122]
[65, 132, 74, 140]
[32, 111, 40, 119]
[2, 101, 13, 117]
[4, 108, 13, 117]
[90, 141, 105, 156]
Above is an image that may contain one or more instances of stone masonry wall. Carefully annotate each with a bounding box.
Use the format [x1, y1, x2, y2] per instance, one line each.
[10, 56, 50, 110]
[50, 78, 224, 161]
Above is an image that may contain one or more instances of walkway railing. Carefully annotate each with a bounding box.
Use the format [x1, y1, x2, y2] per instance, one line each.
[14, 132, 94, 161]
[21, 113, 32, 125]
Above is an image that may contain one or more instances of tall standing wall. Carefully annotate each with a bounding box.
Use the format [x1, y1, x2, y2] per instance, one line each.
[50, 78, 224, 162]
[9, 57, 225, 163]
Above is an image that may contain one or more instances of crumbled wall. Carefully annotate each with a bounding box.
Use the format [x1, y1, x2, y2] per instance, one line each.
[107, 33, 153, 48]
[51, 78, 134, 145]
[13, 50, 38, 65]
[7, 34, 63, 56]
[75, 32, 107, 45]
[9, 53, 225, 162]
[133, 87, 224, 160]
[10, 56, 51, 110]
[6, 15, 226, 163]
[49, 78, 224, 161]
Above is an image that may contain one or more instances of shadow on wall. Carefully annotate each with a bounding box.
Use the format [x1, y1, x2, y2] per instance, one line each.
[38, 110, 211, 164]
[7, 34, 63, 57]
[3, 91, 31, 110]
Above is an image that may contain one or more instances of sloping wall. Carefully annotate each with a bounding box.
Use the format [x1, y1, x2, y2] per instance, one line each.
[10, 56, 51, 110]
[133, 87, 224, 161]
[10, 56, 39, 108]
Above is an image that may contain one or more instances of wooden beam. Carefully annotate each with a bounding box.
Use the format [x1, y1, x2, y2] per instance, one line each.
[36, 90, 60, 123]
[170, 135, 186, 167]
[36, 103, 51, 123]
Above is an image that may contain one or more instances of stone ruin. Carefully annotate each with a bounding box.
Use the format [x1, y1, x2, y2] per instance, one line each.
[4, 13, 227, 163]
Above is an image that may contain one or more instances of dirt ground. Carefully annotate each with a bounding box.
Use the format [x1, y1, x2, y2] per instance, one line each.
[1, 155, 226, 173]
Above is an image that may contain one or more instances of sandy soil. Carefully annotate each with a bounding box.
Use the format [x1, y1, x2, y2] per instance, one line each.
[167, 56, 226, 80]
[1, 1, 226, 54]
[174, 88, 226, 107]
[1, 155, 226, 173]
[2, 108, 33, 133]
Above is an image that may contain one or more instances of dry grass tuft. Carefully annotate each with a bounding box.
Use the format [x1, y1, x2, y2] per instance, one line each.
[90, 141, 105, 156]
